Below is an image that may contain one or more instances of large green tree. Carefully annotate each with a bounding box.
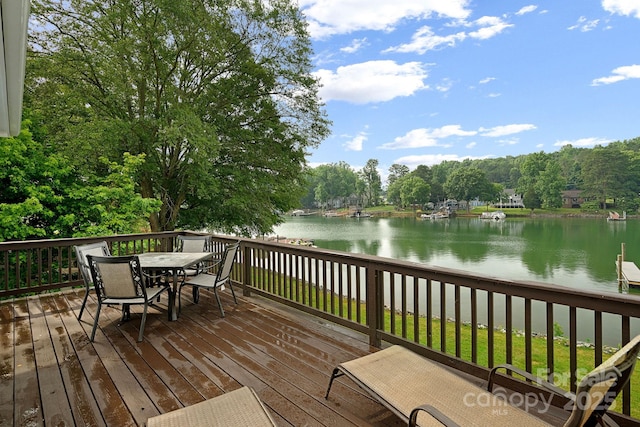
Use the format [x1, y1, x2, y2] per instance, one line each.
[387, 163, 410, 187]
[581, 146, 629, 208]
[400, 176, 430, 209]
[359, 159, 382, 207]
[443, 167, 491, 212]
[311, 162, 358, 209]
[536, 161, 566, 209]
[28, 0, 330, 235]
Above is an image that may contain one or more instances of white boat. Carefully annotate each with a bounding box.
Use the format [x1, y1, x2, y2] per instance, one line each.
[421, 210, 450, 220]
[607, 211, 626, 221]
[480, 210, 506, 220]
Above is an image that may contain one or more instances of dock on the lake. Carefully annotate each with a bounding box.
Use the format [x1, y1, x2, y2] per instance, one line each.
[617, 243, 640, 289]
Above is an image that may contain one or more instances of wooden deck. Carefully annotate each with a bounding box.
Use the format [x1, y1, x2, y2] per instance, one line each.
[1, 287, 405, 426]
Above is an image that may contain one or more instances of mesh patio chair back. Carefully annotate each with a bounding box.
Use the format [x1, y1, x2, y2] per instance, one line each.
[176, 235, 211, 277]
[73, 241, 111, 320]
[177, 235, 210, 253]
[179, 241, 240, 317]
[87, 254, 169, 342]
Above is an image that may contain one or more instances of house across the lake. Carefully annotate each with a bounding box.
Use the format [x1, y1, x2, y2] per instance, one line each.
[562, 189, 586, 208]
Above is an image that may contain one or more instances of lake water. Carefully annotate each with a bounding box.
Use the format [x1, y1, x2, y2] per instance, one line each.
[272, 215, 640, 345]
[273, 215, 639, 296]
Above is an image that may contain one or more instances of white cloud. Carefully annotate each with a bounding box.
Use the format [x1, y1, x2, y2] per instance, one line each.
[301, 0, 472, 39]
[468, 16, 514, 40]
[479, 77, 496, 84]
[385, 15, 511, 54]
[466, 141, 477, 149]
[379, 125, 476, 149]
[479, 124, 537, 137]
[591, 64, 640, 85]
[383, 27, 466, 54]
[394, 154, 488, 168]
[554, 137, 612, 147]
[568, 16, 600, 31]
[516, 5, 538, 16]
[313, 60, 429, 104]
[341, 38, 368, 54]
[602, 0, 640, 18]
[344, 131, 368, 151]
[435, 79, 454, 92]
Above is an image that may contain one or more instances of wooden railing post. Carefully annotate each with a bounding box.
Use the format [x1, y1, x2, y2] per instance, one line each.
[242, 243, 252, 297]
[366, 264, 381, 348]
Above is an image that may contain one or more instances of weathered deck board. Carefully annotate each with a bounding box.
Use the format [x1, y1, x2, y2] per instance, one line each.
[1, 288, 403, 426]
[39, 294, 105, 427]
[28, 296, 75, 426]
[0, 301, 15, 426]
[13, 299, 42, 426]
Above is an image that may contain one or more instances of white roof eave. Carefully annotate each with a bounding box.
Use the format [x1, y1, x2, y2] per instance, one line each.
[0, 0, 30, 138]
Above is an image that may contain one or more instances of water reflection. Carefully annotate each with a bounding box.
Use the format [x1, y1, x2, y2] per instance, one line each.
[274, 216, 640, 295]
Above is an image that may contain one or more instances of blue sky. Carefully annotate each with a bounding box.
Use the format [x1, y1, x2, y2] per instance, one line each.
[299, 0, 640, 179]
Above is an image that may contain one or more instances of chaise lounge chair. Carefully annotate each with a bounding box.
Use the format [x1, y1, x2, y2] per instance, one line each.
[146, 386, 276, 427]
[325, 335, 640, 426]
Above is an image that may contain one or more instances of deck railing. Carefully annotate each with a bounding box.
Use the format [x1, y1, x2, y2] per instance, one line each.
[236, 237, 640, 422]
[2, 232, 640, 422]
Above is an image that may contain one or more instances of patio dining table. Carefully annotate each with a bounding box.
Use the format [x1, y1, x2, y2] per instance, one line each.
[137, 252, 218, 321]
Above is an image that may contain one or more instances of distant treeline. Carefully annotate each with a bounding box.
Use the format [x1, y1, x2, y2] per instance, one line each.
[300, 137, 640, 212]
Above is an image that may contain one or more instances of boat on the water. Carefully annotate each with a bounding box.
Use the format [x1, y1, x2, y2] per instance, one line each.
[480, 210, 506, 220]
[291, 209, 314, 216]
[421, 208, 450, 220]
[607, 211, 626, 221]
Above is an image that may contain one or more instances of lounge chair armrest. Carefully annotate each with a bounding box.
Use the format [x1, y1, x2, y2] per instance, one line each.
[488, 364, 571, 398]
[409, 404, 460, 427]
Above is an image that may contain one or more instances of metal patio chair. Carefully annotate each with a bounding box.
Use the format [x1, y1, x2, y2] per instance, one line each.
[73, 241, 111, 320]
[87, 254, 169, 342]
[178, 241, 239, 317]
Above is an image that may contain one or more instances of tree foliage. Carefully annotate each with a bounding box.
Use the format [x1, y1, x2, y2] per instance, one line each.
[0, 115, 160, 241]
[580, 146, 628, 208]
[360, 159, 382, 207]
[387, 164, 410, 187]
[28, 0, 330, 235]
[310, 162, 358, 209]
[536, 161, 566, 209]
[443, 167, 491, 212]
[399, 176, 430, 208]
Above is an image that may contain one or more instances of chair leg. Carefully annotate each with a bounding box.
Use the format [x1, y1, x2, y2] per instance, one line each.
[138, 303, 149, 342]
[325, 368, 344, 399]
[120, 304, 131, 323]
[78, 287, 90, 320]
[228, 281, 238, 304]
[178, 285, 183, 314]
[193, 286, 200, 303]
[213, 286, 225, 317]
[90, 303, 102, 342]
